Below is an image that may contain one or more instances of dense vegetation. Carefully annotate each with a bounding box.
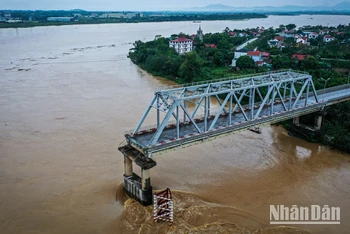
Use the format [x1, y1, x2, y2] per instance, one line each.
[0, 10, 266, 28]
[129, 31, 263, 83]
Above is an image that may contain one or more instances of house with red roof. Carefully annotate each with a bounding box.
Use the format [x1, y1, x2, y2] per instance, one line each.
[228, 31, 236, 37]
[238, 32, 248, 37]
[169, 37, 193, 54]
[262, 52, 270, 58]
[274, 36, 284, 41]
[247, 50, 262, 62]
[323, 35, 335, 43]
[292, 54, 311, 61]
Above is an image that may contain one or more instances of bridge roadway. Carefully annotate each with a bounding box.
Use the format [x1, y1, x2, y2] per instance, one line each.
[126, 85, 350, 156]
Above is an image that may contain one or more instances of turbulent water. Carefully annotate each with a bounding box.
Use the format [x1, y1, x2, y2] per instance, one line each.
[1, 15, 350, 234]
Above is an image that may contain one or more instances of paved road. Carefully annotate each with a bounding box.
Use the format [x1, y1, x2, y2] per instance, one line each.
[236, 38, 258, 50]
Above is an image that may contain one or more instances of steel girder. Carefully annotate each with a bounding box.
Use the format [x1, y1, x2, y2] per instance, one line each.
[131, 70, 319, 147]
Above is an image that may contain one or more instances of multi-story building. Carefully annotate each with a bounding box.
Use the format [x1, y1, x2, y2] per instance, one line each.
[169, 37, 193, 55]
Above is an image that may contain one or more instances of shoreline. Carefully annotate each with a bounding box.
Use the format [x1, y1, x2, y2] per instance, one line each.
[0, 15, 267, 29]
[2, 12, 350, 29]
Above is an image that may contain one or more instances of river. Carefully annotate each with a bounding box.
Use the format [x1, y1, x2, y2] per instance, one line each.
[1, 14, 350, 234]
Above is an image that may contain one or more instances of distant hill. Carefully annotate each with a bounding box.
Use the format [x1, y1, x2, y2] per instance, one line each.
[334, 1, 350, 10]
[69, 9, 86, 12]
[183, 1, 350, 12]
[189, 4, 235, 12]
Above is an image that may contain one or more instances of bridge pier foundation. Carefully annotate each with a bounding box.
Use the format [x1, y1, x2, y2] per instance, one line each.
[314, 111, 327, 131]
[119, 145, 156, 206]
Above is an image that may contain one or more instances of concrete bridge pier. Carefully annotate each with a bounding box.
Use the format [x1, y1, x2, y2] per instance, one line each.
[124, 155, 133, 177]
[142, 169, 151, 191]
[293, 116, 300, 126]
[119, 145, 157, 206]
[314, 111, 327, 131]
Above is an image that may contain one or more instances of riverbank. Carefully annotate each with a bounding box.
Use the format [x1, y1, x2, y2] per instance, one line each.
[0, 13, 267, 29]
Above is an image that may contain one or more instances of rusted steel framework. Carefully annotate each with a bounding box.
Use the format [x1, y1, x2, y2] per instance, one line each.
[129, 70, 319, 150]
[153, 188, 173, 223]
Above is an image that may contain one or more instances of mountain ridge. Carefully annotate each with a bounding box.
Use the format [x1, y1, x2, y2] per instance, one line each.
[184, 1, 350, 12]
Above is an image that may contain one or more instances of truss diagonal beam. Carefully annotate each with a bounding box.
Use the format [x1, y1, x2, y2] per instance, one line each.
[149, 103, 177, 146]
[180, 104, 201, 133]
[209, 93, 231, 131]
[232, 92, 249, 121]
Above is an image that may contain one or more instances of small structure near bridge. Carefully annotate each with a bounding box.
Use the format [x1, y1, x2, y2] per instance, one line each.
[153, 188, 174, 224]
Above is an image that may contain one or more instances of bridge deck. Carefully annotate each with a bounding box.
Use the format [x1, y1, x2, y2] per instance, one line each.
[126, 86, 350, 156]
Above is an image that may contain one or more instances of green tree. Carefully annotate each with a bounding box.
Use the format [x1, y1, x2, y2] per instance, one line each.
[298, 56, 319, 71]
[272, 55, 292, 69]
[179, 52, 203, 83]
[213, 51, 225, 67]
[286, 24, 296, 31]
[236, 56, 255, 70]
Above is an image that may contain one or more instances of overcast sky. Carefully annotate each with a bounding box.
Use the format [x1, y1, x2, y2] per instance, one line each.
[0, 0, 346, 11]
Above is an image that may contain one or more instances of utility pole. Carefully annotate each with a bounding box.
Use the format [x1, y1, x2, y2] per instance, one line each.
[320, 78, 330, 94]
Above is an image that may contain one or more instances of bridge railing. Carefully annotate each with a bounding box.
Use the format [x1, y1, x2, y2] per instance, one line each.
[316, 84, 350, 95]
[155, 69, 309, 91]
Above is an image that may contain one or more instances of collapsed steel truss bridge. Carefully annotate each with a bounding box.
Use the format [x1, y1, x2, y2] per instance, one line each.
[119, 69, 350, 206]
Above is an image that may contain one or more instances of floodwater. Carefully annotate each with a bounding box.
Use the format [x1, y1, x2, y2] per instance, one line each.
[1, 15, 350, 234]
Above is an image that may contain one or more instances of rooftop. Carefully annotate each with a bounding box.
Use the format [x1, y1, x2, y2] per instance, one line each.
[170, 37, 192, 43]
[292, 54, 311, 61]
[247, 51, 261, 56]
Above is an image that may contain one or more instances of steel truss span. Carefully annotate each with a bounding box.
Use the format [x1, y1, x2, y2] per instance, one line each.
[125, 70, 350, 156]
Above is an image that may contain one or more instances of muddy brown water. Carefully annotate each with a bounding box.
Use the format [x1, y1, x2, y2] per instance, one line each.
[1, 16, 350, 234]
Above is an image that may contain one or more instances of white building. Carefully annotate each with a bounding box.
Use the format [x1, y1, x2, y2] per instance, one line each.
[232, 49, 263, 66]
[308, 32, 319, 39]
[232, 48, 250, 66]
[296, 37, 308, 45]
[323, 35, 335, 43]
[234, 48, 250, 59]
[99, 13, 124, 18]
[169, 37, 193, 54]
[319, 30, 329, 36]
